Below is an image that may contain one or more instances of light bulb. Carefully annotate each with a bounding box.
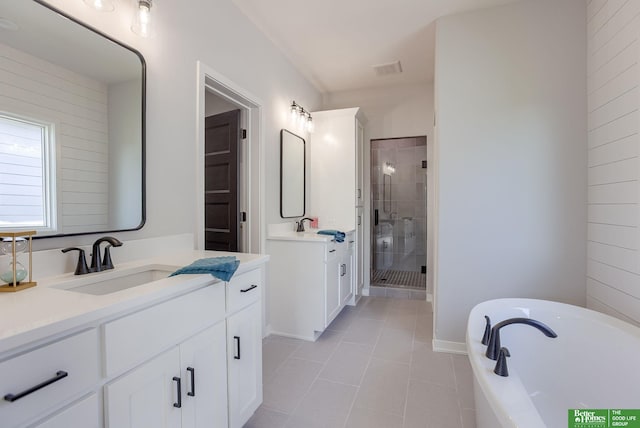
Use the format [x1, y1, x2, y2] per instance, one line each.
[298, 108, 306, 126]
[290, 102, 298, 123]
[132, 0, 155, 38]
[84, 0, 115, 12]
[306, 114, 314, 133]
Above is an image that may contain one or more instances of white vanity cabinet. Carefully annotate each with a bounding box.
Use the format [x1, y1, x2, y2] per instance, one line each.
[0, 257, 267, 428]
[105, 322, 228, 428]
[226, 269, 263, 428]
[105, 268, 263, 428]
[267, 234, 354, 341]
[0, 329, 100, 428]
[339, 239, 354, 308]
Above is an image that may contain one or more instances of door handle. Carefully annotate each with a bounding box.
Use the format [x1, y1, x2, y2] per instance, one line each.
[240, 284, 258, 293]
[172, 376, 182, 408]
[4, 371, 68, 402]
[187, 367, 195, 397]
[234, 336, 241, 360]
[374, 209, 379, 226]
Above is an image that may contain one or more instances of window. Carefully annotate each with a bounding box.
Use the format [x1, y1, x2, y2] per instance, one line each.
[0, 113, 56, 232]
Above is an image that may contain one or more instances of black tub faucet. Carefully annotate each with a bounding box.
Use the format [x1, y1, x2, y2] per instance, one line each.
[90, 236, 123, 272]
[485, 317, 557, 360]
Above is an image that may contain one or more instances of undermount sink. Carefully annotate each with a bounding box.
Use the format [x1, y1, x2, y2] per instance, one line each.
[51, 265, 176, 295]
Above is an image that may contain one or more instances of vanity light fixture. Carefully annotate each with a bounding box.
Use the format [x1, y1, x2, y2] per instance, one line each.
[83, 0, 115, 12]
[289, 101, 314, 134]
[131, 0, 155, 38]
[306, 113, 314, 133]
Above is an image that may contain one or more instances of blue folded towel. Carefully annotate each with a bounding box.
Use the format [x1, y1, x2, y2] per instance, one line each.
[170, 256, 240, 282]
[317, 229, 346, 243]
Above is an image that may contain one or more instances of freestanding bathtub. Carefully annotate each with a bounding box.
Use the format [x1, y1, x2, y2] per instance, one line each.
[467, 298, 640, 428]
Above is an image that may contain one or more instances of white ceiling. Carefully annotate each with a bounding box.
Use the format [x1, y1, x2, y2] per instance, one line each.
[233, 0, 520, 93]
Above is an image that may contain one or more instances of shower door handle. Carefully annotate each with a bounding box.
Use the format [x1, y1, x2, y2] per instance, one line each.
[374, 209, 379, 226]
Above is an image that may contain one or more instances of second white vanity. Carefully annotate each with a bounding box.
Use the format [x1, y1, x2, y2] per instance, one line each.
[266, 229, 355, 341]
[0, 248, 267, 428]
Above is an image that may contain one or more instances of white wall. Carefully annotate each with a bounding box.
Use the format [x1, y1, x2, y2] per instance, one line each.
[322, 83, 435, 294]
[30, 0, 321, 251]
[0, 42, 110, 234]
[434, 0, 587, 345]
[586, 0, 640, 325]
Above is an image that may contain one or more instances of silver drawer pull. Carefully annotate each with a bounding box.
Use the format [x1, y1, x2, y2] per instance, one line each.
[4, 371, 68, 403]
[240, 284, 258, 293]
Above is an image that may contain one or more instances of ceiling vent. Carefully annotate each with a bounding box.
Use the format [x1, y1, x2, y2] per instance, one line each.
[372, 60, 403, 77]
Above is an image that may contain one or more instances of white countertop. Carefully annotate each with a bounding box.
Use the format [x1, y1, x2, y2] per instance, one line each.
[266, 230, 355, 242]
[0, 250, 268, 354]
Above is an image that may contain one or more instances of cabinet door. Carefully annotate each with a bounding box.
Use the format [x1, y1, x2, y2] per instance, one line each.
[356, 206, 364, 298]
[227, 301, 262, 428]
[325, 256, 341, 326]
[33, 394, 99, 428]
[180, 322, 228, 428]
[105, 347, 181, 428]
[340, 252, 353, 307]
[355, 119, 364, 206]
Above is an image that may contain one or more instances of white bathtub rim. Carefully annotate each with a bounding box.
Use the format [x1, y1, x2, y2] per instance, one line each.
[467, 298, 640, 428]
[466, 319, 544, 428]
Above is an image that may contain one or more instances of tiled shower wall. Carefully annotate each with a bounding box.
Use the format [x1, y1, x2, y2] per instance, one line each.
[371, 136, 427, 274]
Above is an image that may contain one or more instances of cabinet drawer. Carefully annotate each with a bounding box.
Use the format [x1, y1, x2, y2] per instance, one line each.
[226, 268, 261, 313]
[0, 329, 99, 428]
[33, 393, 99, 428]
[104, 284, 225, 377]
[325, 241, 338, 261]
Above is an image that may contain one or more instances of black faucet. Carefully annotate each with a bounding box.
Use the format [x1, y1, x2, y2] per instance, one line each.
[296, 218, 314, 232]
[90, 236, 123, 273]
[485, 317, 557, 360]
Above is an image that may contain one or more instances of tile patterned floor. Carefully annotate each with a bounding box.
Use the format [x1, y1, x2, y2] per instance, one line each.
[245, 297, 476, 428]
[371, 270, 427, 289]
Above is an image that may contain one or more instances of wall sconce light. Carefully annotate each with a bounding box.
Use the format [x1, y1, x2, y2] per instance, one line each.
[131, 0, 155, 38]
[83, 0, 155, 37]
[83, 0, 115, 12]
[289, 101, 314, 134]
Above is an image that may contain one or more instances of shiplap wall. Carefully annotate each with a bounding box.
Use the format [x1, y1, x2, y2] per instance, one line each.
[0, 43, 109, 234]
[586, 0, 640, 324]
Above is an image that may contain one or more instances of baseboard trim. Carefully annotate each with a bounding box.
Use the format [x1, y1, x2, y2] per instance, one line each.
[432, 338, 467, 354]
[267, 330, 318, 342]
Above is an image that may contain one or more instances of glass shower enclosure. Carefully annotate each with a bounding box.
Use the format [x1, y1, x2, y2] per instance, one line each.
[371, 136, 427, 289]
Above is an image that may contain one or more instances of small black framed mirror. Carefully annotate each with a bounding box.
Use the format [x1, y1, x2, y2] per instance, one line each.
[280, 129, 305, 218]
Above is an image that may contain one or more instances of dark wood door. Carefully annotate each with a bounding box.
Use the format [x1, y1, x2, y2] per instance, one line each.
[205, 109, 240, 251]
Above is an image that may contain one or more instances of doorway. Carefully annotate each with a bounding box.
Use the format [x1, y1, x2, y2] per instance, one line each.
[196, 61, 264, 255]
[204, 90, 246, 252]
[370, 136, 427, 289]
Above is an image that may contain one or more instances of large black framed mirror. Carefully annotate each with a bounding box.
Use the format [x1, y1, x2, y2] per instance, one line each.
[0, 0, 145, 237]
[280, 129, 305, 218]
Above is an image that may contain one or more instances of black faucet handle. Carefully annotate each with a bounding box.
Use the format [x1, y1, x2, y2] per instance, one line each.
[61, 247, 90, 275]
[102, 245, 115, 270]
[482, 315, 491, 345]
[494, 347, 511, 377]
